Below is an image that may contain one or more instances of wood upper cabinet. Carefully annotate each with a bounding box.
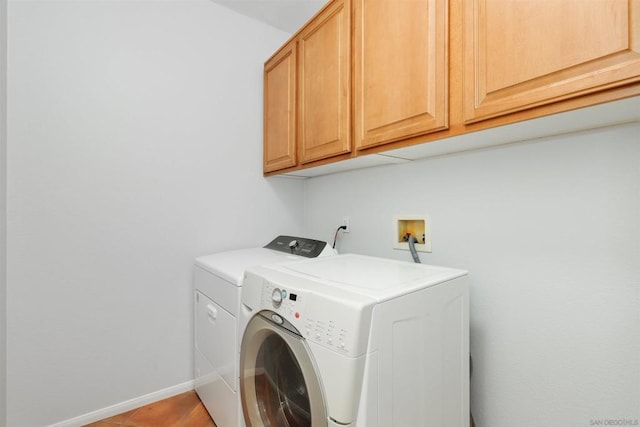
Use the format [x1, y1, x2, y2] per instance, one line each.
[354, 0, 448, 150]
[264, 0, 640, 175]
[263, 0, 350, 173]
[298, 0, 351, 164]
[463, 0, 640, 123]
[264, 40, 297, 173]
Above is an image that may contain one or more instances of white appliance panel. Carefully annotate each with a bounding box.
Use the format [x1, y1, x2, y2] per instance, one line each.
[194, 349, 239, 427]
[243, 267, 376, 357]
[241, 254, 469, 427]
[194, 266, 240, 316]
[284, 254, 467, 301]
[195, 291, 237, 391]
[362, 275, 469, 427]
[306, 340, 367, 424]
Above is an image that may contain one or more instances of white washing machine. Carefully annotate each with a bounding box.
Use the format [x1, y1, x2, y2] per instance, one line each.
[239, 253, 470, 427]
[194, 236, 335, 427]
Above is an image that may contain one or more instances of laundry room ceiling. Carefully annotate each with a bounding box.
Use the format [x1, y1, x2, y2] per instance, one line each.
[210, 0, 326, 33]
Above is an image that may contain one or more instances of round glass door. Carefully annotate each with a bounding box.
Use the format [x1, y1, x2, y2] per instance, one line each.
[240, 312, 327, 427]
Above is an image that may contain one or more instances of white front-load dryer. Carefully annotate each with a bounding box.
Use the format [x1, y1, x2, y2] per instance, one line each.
[239, 254, 470, 427]
[193, 236, 335, 427]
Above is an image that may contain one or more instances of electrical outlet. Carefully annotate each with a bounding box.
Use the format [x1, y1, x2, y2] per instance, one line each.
[342, 216, 350, 233]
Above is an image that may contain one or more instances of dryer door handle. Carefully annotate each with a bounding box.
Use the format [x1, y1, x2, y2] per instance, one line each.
[206, 304, 218, 324]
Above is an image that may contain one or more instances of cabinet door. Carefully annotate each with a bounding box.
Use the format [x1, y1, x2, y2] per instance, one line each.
[298, 0, 351, 164]
[264, 40, 297, 173]
[464, 0, 640, 123]
[354, 0, 448, 151]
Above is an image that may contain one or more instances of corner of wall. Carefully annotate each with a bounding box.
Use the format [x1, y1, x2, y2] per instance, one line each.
[0, 0, 8, 423]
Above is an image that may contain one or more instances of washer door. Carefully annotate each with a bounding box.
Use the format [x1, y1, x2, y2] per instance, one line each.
[240, 312, 328, 427]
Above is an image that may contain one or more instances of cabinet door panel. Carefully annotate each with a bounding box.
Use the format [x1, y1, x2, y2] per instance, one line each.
[299, 0, 351, 164]
[464, 0, 640, 123]
[264, 41, 297, 173]
[355, 0, 448, 150]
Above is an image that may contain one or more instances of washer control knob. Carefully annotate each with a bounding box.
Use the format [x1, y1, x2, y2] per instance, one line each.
[288, 240, 299, 250]
[271, 288, 283, 308]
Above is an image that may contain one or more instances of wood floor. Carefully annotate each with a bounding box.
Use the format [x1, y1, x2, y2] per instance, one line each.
[84, 391, 217, 427]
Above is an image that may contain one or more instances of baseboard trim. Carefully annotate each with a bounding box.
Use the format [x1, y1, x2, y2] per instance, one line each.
[49, 380, 195, 427]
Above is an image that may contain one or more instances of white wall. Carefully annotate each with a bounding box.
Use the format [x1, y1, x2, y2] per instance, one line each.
[6, 1, 639, 426]
[1, 0, 7, 424]
[303, 122, 640, 427]
[7, 1, 302, 425]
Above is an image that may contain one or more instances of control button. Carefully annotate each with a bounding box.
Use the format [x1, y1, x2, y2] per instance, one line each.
[271, 314, 283, 325]
[288, 240, 299, 250]
[339, 342, 345, 349]
[271, 288, 283, 308]
[281, 289, 287, 299]
[295, 312, 300, 319]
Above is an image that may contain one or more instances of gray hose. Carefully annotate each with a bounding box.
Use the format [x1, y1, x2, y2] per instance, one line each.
[407, 235, 421, 263]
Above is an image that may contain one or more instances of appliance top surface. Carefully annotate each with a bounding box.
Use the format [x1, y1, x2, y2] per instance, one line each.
[278, 253, 467, 301]
[195, 247, 302, 285]
[194, 236, 334, 286]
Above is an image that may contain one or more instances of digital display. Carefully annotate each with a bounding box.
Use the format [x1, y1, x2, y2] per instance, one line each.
[289, 293, 297, 301]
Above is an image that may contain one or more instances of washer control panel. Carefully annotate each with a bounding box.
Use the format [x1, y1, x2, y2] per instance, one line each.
[261, 281, 363, 356]
[263, 283, 305, 322]
[303, 317, 349, 351]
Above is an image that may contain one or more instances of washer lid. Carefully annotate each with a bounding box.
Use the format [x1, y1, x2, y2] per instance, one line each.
[196, 248, 302, 285]
[283, 254, 467, 301]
